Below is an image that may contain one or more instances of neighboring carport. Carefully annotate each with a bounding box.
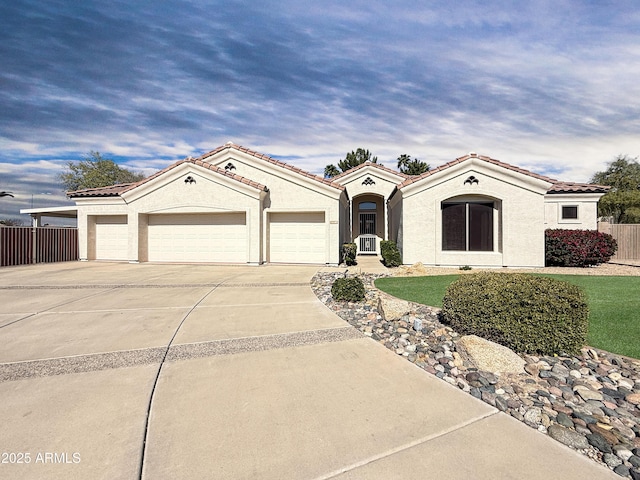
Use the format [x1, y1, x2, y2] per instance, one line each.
[20, 206, 78, 227]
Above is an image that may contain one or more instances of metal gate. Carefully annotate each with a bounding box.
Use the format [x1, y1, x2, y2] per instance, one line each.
[359, 234, 377, 253]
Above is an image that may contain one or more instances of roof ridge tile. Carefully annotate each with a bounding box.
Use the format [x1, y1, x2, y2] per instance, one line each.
[198, 143, 345, 191]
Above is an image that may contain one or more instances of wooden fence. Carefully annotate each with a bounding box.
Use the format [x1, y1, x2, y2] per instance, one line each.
[0, 226, 79, 267]
[598, 222, 640, 260]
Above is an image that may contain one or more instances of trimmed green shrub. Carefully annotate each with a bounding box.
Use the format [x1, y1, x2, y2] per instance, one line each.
[442, 272, 588, 355]
[380, 240, 402, 267]
[545, 229, 617, 267]
[331, 276, 366, 302]
[342, 243, 357, 266]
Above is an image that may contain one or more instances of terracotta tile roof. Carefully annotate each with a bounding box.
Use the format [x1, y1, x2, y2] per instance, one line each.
[547, 182, 610, 194]
[67, 157, 268, 198]
[198, 143, 345, 191]
[397, 153, 606, 194]
[67, 148, 608, 199]
[332, 161, 408, 180]
[67, 183, 137, 198]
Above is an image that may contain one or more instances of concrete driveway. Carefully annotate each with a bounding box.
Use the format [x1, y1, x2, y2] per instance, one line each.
[0, 262, 615, 479]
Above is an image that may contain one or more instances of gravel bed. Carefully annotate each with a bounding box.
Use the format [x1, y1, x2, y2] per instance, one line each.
[311, 271, 640, 478]
[392, 262, 640, 277]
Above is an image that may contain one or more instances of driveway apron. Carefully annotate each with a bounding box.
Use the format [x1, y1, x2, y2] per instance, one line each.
[0, 263, 616, 479]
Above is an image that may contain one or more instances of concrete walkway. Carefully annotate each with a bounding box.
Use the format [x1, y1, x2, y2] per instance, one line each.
[345, 254, 390, 275]
[0, 262, 616, 479]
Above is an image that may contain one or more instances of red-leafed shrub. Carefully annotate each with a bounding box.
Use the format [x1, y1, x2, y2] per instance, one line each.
[545, 229, 617, 267]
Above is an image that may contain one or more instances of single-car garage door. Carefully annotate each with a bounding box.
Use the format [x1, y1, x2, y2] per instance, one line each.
[269, 212, 326, 264]
[148, 213, 247, 263]
[95, 215, 128, 261]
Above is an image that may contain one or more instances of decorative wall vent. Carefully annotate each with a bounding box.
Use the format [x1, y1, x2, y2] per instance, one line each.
[224, 162, 236, 171]
[362, 176, 375, 186]
[464, 175, 479, 185]
[184, 175, 196, 184]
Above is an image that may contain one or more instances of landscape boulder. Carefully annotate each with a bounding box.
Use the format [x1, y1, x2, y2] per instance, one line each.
[377, 293, 412, 322]
[456, 335, 526, 374]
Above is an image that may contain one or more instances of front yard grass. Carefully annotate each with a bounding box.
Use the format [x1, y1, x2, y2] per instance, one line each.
[375, 274, 640, 360]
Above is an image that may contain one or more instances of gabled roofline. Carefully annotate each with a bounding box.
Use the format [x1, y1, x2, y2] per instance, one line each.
[398, 153, 558, 189]
[397, 153, 606, 194]
[332, 161, 408, 181]
[67, 157, 268, 198]
[198, 142, 345, 192]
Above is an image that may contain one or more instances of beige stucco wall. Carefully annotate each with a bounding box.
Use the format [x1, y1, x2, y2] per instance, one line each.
[206, 150, 344, 264]
[76, 198, 129, 261]
[544, 193, 601, 230]
[399, 160, 552, 267]
[76, 163, 265, 264]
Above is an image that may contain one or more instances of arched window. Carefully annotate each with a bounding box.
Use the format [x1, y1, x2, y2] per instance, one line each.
[359, 201, 376, 210]
[442, 201, 494, 251]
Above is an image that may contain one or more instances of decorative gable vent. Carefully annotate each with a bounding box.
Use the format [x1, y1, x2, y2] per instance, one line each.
[184, 175, 196, 184]
[224, 162, 236, 171]
[464, 175, 479, 185]
[362, 176, 376, 186]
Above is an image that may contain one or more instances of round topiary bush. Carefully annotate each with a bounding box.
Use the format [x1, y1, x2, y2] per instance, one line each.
[331, 276, 366, 302]
[442, 272, 588, 356]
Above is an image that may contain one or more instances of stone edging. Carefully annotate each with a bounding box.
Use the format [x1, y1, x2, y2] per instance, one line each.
[311, 271, 640, 478]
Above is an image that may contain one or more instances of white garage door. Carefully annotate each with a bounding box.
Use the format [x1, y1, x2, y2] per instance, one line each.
[95, 216, 128, 261]
[269, 212, 326, 264]
[148, 213, 247, 263]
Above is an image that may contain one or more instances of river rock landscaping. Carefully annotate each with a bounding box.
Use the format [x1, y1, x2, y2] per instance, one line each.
[311, 271, 640, 479]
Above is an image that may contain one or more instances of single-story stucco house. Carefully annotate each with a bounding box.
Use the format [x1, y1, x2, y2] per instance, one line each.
[67, 142, 608, 267]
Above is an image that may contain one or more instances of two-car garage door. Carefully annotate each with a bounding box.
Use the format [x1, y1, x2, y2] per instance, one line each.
[148, 213, 247, 263]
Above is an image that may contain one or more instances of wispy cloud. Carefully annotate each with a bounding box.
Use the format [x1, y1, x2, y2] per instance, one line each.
[1, 0, 639, 220]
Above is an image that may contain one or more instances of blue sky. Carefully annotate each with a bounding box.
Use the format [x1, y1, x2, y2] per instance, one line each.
[2, 1, 640, 222]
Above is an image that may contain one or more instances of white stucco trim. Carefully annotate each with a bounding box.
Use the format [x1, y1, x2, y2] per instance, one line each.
[335, 165, 405, 186]
[401, 158, 552, 198]
[204, 149, 344, 200]
[121, 162, 265, 203]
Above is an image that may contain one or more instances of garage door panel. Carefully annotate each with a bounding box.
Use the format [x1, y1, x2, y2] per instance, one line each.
[269, 212, 326, 264]
[148, 213, 247, 263]
[95, 216, 128, 261]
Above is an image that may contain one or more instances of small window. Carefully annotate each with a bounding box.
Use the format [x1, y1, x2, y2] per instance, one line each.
[359, 201, 376, 210]
[562, 206, 578, 220]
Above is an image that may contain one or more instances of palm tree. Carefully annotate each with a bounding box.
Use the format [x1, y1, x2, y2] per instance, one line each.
[397, 155, 430, 175]
[397, 154, 411, 172]
[324, 164, 341, 178]
[0, 191, 14, 198]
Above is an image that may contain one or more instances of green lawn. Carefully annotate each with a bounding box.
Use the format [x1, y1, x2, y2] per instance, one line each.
[375, 274, 640, 359]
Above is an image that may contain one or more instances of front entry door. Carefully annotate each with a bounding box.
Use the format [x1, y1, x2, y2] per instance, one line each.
[359, 213, 377, 253]
[359, 212, 376, 235]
